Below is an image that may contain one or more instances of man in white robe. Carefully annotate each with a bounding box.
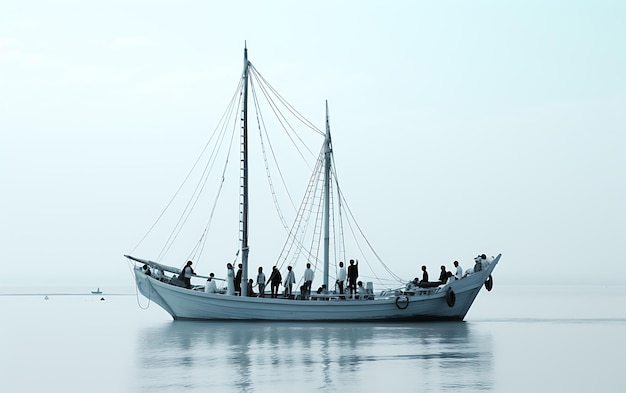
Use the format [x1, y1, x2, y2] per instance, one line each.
[303, 263, 314, 298]
[226, 263, 235, 295]
[284, 266, 296, 298]
[454, 261, 463, 280]
[205, 273, 218, 293]
[256, 266, 266, 297]
[336, 261, 346, 294]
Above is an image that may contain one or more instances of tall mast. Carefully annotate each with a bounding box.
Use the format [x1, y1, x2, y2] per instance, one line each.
[323, 101, 331, 290]
[241, 45, 250, 296]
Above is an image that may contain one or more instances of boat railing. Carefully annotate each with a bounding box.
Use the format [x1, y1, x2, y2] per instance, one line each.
[379, 288, 403, 297]
[309, 293, 374, 301]
[380, 285, 446, 297]
[404, 287, 443, 296]
[138, 263, 447, 299]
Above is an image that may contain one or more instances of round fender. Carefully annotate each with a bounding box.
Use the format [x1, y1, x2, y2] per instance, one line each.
[485, 275, 493, 292]
[395, 296, 409, 310]
[446, 288, 456, 308]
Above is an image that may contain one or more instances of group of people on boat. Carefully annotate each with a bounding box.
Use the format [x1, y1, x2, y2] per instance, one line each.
[471, 253, 493, 273]
[141, 263, 166, 281]
[309, 259, 366, 299]
[143, 257, 368, 299]
[406, 254, 494, 290]
[222, 258, 365, 299]
[140, 253, 493, 298]
[247, 265, 285, 298]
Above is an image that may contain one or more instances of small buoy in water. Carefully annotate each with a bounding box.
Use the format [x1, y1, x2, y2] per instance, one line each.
[44, 296, 49, 300]
[100, 297, 105, 301]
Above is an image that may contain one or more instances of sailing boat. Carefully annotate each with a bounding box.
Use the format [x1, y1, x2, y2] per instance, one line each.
[125, 46, 500, 321]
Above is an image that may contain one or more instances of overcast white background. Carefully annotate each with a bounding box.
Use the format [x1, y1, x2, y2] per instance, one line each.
[1, 1, 624, 288]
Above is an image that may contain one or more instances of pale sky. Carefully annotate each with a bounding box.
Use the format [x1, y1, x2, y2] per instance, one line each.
[2, 1, 625, 288]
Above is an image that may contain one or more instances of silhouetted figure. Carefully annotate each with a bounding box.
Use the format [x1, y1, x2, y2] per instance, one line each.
[235, 263, 243, 295]
[247, 279, 256, 297]
[438, 265, 447, 284]
[347, 259, 359, 298]
[268, 266, 282, 298]
[420, 265, 429, 283]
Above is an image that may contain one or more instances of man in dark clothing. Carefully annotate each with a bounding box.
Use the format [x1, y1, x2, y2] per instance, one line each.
[347, 259, 359, 298]
[268, 266, 282, 298]
[438, 265, 447, 284]
[246, 279, 256, 297]
[421, 265, 429, 283]
[235, 264, 243, 295]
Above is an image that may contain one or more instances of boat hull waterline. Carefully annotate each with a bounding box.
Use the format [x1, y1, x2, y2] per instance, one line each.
[134, 255, 500, 321]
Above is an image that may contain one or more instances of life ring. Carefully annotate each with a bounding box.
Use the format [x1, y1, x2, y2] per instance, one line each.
[446, 288, 456, 308]
[485, 275, 493, 292]
[395, 296, 409, 310]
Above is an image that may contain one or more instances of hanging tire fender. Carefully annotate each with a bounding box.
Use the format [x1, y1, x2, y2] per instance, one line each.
[485, 275, 493, 292]
[395, 295, 409, 310]
[446, 288, 456, 308]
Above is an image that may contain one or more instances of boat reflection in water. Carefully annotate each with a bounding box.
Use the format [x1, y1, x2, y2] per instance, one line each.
[135, 322, 493, 392]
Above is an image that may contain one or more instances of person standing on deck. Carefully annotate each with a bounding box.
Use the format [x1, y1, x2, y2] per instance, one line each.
[234, 263, 243, 295]
[226, 263, 235, 295]
[454, 261, 463, 280]
[284, 266, 296, 298]
[347, 259, 359, 298]
[268, 266, 282, 298]
[303, 263, 314, 299]
[420, 265, 429, 283]
[336, 261, 346, 295]
[182, 261, 194, 289]
[256, 266, 267, 297]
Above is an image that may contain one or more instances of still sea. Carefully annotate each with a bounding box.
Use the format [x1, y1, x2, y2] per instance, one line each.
[1, 285, 624, 393]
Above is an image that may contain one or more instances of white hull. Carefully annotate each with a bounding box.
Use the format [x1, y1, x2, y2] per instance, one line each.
[135, 255, 500, 322]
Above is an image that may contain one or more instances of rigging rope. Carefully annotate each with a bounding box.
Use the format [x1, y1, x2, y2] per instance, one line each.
[189, 103, 240, 264]
[249, 64, 324, 137]
[249, 77, 297, 229]
[275, 149, 326, 270]
[157, 83, 241, 263]
[336, 184, 405, 285]
[130, 78, 245, 258]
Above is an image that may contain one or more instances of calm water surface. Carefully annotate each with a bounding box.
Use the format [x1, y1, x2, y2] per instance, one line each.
[1, 285, 624, 392]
